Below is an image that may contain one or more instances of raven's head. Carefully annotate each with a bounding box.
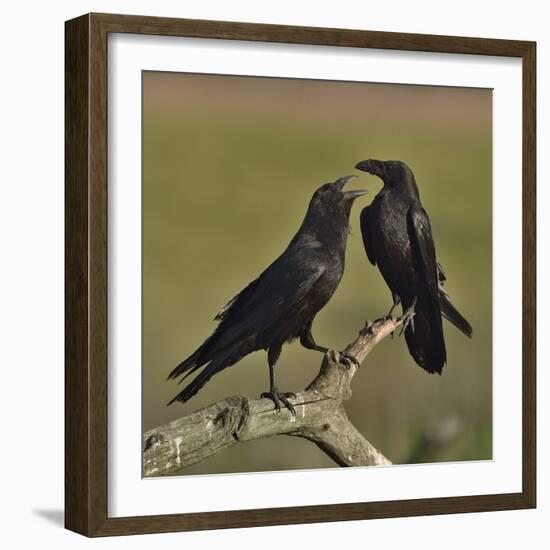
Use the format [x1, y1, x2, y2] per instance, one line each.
[295, 176, 366, 248]
[355, 159, 419, 197]
[309, 175, 367, 218]
[300, 175, 367, 243]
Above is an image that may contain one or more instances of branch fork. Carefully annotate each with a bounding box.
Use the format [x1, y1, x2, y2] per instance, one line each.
[143, 316, 405, 477]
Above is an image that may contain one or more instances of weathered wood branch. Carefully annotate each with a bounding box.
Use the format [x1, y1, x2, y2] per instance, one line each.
[143, 316, 405, 477]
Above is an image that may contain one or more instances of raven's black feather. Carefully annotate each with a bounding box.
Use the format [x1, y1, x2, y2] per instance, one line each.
[356, 159, 472, 374]
[168, 175, 366, 406]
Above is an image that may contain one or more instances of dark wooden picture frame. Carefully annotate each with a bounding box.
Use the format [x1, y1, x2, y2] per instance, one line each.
[65, 12, 536, 537]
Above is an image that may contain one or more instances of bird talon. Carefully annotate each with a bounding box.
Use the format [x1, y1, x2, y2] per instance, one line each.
[167, 174, 370, 408]
[261, 390, 296, 415]
[280, 396, 296, 416]
[398, 300, 417, 336]
[354, 160, 470, 376]
[340, 352, 360, 369]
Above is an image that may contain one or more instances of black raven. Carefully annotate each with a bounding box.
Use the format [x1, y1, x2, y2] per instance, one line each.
[355, 159, 472, 374]
[168, 175, 367, 412]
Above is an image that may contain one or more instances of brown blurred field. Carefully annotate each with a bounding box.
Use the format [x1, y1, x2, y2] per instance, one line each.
[142, 72, 492, 475]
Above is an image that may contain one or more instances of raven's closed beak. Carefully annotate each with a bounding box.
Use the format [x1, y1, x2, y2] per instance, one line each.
[355, 159, 383, 177]
[333, 174, 367, 199]
[355, 159, 373, 172]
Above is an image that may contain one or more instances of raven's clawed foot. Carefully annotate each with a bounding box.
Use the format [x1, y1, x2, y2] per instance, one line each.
[261, 389, 297, 415]
[398, 300, 417, 336]
[385, 295, 401, 336]
[339, 351, 361, 369]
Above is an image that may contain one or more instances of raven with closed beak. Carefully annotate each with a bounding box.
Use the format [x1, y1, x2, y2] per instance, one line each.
[168, 175, 367, 413]
[355, 159, 472, 374]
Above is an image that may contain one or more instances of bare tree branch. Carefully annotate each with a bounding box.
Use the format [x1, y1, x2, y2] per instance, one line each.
[143, 316, 404, 477]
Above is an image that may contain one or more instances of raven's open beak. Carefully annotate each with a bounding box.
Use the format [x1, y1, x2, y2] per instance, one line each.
[343, 189, 368, 199]
[333, 174, 368, 199]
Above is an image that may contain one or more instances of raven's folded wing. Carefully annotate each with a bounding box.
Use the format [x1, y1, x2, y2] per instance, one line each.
[168, 254, 326, 384]
[406, 205, 446, 373]
[407, 205, 439, 298]
[359, 206, 377, 265]
[214, 277, 261, 321]
[211, 256, 326, 351]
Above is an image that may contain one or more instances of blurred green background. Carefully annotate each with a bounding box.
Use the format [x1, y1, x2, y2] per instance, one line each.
[143, 72, 492, 475]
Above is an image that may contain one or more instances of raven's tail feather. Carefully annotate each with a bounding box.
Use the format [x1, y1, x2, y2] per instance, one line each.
[167, 347, 203, 381]
[404, 296, 447, 375]
[167, 360, 228, 405]
[439, 290, 473, 338]
[167, 331, 220, 381]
